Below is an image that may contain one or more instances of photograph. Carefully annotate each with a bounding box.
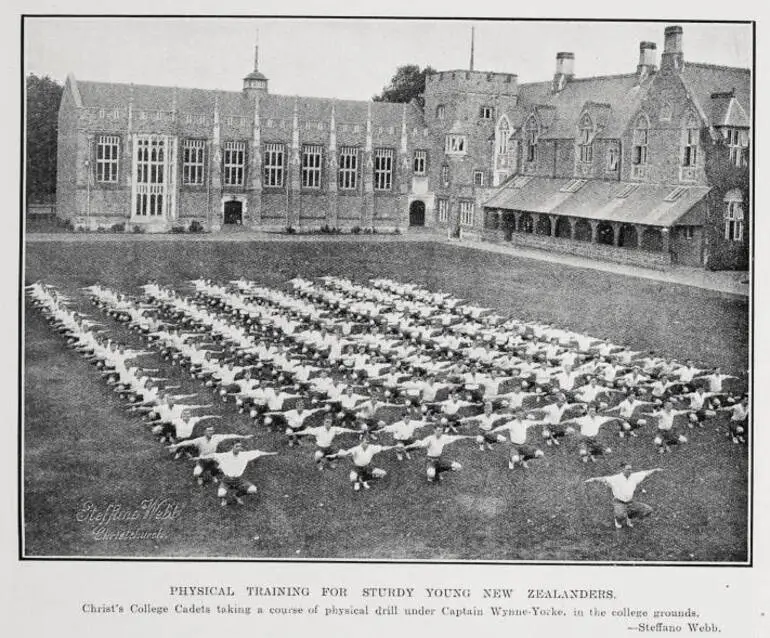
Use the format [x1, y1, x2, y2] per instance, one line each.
[22, 16, 751, 563]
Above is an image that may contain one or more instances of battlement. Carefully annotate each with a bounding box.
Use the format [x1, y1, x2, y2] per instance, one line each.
[425, 70, 519, 95]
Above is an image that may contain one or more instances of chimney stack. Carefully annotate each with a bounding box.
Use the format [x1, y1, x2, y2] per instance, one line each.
[661, 25, 684, 72]
[553, 52, 574, 92]
[637, 41, 657, 81]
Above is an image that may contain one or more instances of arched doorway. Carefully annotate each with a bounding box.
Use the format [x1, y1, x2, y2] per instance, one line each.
[535, 215, 552, 236]
[502, 213, 515, 240]
[596, 221, 615, 245]
[555, 217, 572, 239]
[409, 200, 426, 227]
[619, 224, 638, 248]
[224, 200, 243, 225]
[574, 219, 592, 242]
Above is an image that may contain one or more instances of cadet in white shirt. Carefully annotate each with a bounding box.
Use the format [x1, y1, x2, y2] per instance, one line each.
[601, 390, 654, 437]
[491, 412, 544, 469]
[381, 412, 430, 460]
[565, 405, 615, 463]
[405, 424, 473, 483]
[585, 464, 663, 529]
[167, 427, 254, 484]
[718, 396, 749, 444]
[294, 414, 358, 470]
[196, 442, 277, 506]
[333, 436, 396, 491]
[647, 401, 689, 453]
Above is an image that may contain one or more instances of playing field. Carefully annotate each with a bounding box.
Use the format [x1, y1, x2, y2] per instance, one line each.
[23, 239, 750, 561]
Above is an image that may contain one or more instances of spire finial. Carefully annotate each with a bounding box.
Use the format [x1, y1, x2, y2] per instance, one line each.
[469, 26, 475, 72]
[254, 28, 260, 72]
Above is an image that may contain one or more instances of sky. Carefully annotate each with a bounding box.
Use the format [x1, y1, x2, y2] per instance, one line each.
[24, 18, 752, 100]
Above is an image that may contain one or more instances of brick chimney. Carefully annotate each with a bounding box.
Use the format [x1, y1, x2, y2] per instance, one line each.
[552, 52, 574, 92]
[660, 25, 684, 72]
[637, 41, 657, 80]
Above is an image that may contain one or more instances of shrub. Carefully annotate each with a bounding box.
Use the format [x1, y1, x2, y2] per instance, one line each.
[132, 225, 145, 234]
[170, 225, 186, 234]
[320, 224, 331, 234]
[285, 225, 296, 234]
[188, 220, 204, 233]
[350, 225, 361, 235]
[393, 227, 402, 235]
[110, 222, 126, 232]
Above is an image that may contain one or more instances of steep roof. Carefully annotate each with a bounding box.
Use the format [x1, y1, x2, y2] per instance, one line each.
[72, 77, 425, 127]
[680, 62, 751, 127]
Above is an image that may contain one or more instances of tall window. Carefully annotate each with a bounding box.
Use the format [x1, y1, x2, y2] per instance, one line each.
[134, 137, 165, 217]
[223, 141, 245, 186]
[577, 113, 594, 164]
[374, 148, 393, 191]
[496, 118, 510, 156]
[473, 171, 485, 187]
[96, 135, 120, 183]
[436, 105, 446, 120]
[606, 144, 619, 172]
[182, 140, 205, 185]
[682, 116, 699, 167]
[437, 198, 448, 223]
[440, 164, 450, 186]
[263, 143, 285, 188]
[459, 201, 474, 226]
[725, 128, 749, 167]
[445, 135, 467, 154]
[413, 150, 427, 176]
[724, 190, 744, 241]
[338, 147, 358, 190]
[525, 116, 539, 163]
[302, 145, 323, 189]
[632, 115, 649, 166]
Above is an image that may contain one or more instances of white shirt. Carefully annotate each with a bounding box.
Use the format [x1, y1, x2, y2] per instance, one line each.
[541, 402, 568, 425]
[209, 450, 269, 477]
[414, 434, 466, 457]
[498, 419, 530, 445]
[342, 444, 386, 467]
[596, 471, 657, 503]
[191, 434, 242, 457]
[306, 426, 348, 448]
[385, 420, 425, 441]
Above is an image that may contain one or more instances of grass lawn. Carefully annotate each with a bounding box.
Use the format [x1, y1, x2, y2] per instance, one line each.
[23, 240, 750, 561]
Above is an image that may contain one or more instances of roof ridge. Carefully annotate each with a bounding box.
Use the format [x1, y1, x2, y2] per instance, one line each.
[685, 61, 750, 73]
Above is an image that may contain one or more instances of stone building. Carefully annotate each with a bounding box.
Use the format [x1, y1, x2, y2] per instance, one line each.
[55, 24, 749, 269]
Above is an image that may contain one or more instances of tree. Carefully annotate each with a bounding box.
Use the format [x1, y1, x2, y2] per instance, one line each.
[373, 65, 435, 109]
[26, 74, 63, 203]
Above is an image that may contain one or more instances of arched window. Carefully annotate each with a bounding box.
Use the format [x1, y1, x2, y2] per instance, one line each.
[724, 189, 744, 242]
[496, 117, 511, 156]
[632, 115, 649, 166]
[682, 113, 699, 168]
[577, 112, 594, 163]
[525, 115, 539, 163]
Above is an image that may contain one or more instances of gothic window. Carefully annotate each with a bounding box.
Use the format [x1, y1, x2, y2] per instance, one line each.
[301, 144, 323, 189]
[413, 150, 427, 176]
[525, 116, 539, 163]
[223, 141, 246, 186]
[338, 147, 358, 190]
[577, 113, 594, 164]
[374, 148, 394, 190]
[182, 140, 206, 185]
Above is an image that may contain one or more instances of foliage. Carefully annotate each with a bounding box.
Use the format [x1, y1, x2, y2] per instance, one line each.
[132, 225, 145, 234]
[284, 225, 296, 234]
[350, 225, 362, 235]
[372, 65, 436, 109]
[26, 74, 64, 204]
[110, 223, 125, 233]
[188, 221, 205, 233]
[170, 226, 186, 234]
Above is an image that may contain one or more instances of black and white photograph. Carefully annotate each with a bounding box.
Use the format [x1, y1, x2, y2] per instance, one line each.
[21, 15, 752, 565]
